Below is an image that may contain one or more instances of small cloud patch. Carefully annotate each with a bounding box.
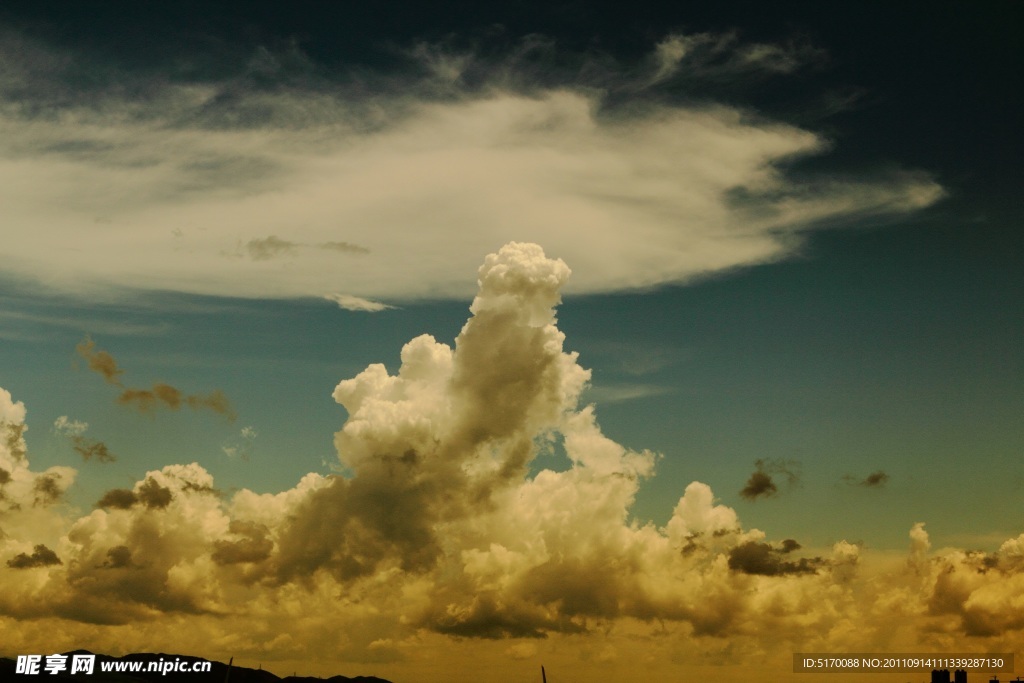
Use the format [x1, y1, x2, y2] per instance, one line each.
[324, 293, 395, 312]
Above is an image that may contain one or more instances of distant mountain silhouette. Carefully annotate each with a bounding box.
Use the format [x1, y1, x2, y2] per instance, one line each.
[0, 651, 393, 683]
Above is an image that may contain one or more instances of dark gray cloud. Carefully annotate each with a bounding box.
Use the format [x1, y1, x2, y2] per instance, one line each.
[843, 470, 890, 488]
[4, 422, 26, 461]
[7, 543, 62, 569]
[740, 458, 800, 501]
[779, 538, 801, 553]
[211, 521, 274, 566]
[273, 472, 441, 584]
[428, 593, 580, 640]
[96, 488, 137, 510]
[101, 545, 134, 569]
[727, 540, 823, 576]
[136, 477, 173, 510]
[681, 532, 703, 556]
[318, 241, 370, 255]
[245, 235, 297, 261]
[740, 470, 776, 500]
[32, 474, 63, 506]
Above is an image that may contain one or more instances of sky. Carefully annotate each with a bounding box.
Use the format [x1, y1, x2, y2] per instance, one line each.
[0, 1, 1022, 681]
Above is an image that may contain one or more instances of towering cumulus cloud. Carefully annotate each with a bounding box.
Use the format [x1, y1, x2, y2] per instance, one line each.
[0, 244, 1022, 681]
[274, 242, 592, 585]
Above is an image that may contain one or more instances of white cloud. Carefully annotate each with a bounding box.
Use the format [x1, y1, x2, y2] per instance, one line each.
[0, 32, 942, 303]
[324, 294, 395, 312]
[222, 426, 258, 460]
[581, 382, 672, 403]
[53, 416, 88, 437]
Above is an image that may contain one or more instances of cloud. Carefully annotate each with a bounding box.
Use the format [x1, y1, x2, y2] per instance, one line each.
[645, 32, 827, 87]
[53, 416, 88, 437]
[649, 34, 695, 85]
[0, 388, 75, 514]
[95, 488, 137, 510]
[101, 545, 134, 569]
[75, 336, 124, 385]
[6, 544, 61, 569]
[245, 236, 298, 261]
[117, 383, 183, 411]
[3, 422, 26, 463]
[739, 458, 800, 500]
[505, 642, 538, 660]
[843, 470, 890, 487]
[184, 391, 236, 420]
[1, 245, 1022, 673]
[318, 241, 370, 255]
[0, 31, 942, 302]
[73, 341, 238, 422]
[211, 521, 273, 566]
[324, 294, 395, 312]
[727, 540, 824, 576]
[136, 477, 174, 510]
[91, 477, 176, 511]
[580, 382, 671, 404]
[234, 237, 371, 261]
[32, 474, 65, 505]
[117, 384, 236, 421]
[70, 437, 116, 463]
[53, 416, 115, 463]
[739, 470, 776, 500]
[0, 307, 171, 337]
[222, 426, 257, 461]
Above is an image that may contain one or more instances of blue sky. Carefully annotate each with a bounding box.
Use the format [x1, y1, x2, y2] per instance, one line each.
[0, 2, 1022, 681]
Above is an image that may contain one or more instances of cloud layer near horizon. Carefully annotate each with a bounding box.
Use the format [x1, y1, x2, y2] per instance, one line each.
[0, 30, 941, 303]
[1, 243, 1021, 676]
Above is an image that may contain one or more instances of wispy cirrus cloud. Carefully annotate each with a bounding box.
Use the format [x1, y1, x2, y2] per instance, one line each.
[0, 29, 941, 303]
[580, 382, 672, 404]
[0, 307, 171, 337]
[646, 31, 826, 87]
